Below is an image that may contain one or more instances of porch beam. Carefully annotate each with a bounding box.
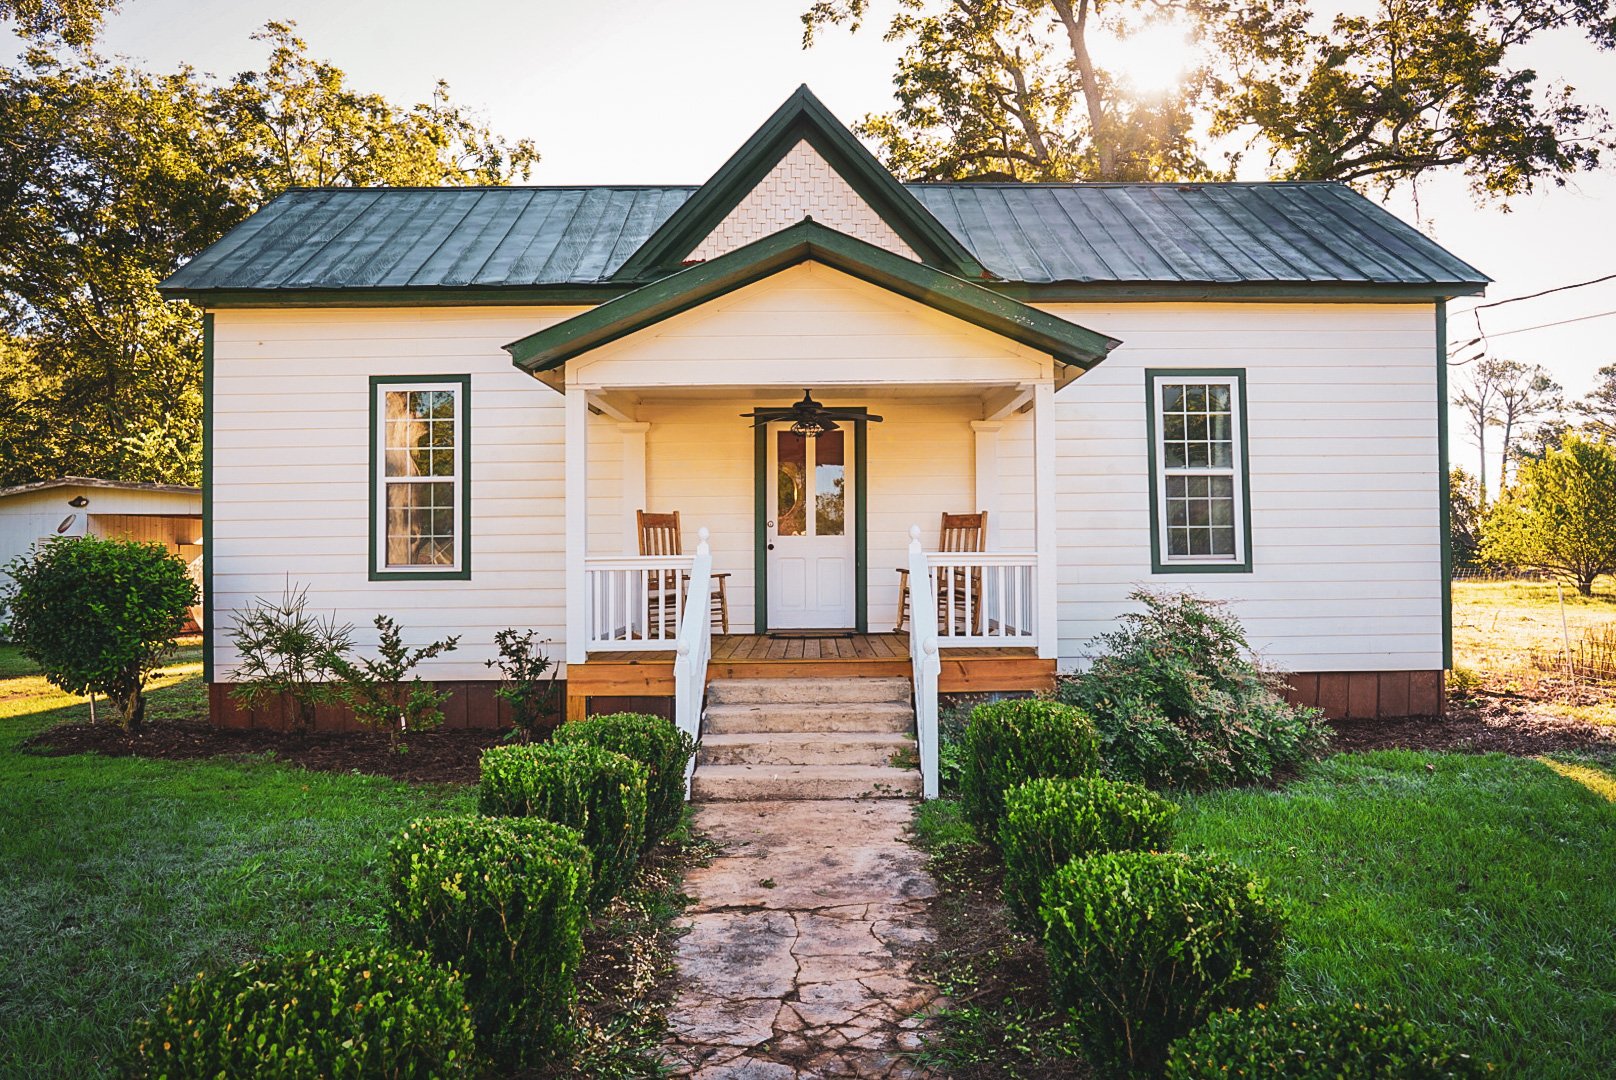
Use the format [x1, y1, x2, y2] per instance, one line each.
[586, 389, 638, 423]
[565, 385, 589, 668]
[982, 386, 1033, 421]
[1033, 382, 1058, 660]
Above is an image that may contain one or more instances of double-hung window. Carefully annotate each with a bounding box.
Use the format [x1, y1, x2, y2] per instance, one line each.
[1146, 369, 1251, 572]
[370, 375, 470, 580]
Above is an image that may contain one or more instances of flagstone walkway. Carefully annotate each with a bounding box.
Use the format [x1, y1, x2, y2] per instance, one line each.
[662, 800, 943, 1079]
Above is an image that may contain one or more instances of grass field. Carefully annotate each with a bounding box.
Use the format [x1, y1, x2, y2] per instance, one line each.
[1452, 577, 1616, 725]
[913, 749, 1616, 1078]
[0, 645, 471, 1078]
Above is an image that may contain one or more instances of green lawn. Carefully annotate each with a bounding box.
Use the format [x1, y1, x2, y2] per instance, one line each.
[1178, 750, 1616, 1079]
[0, 645, 472, 1078]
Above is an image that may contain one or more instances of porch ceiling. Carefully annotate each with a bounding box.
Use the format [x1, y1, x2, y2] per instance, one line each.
[502, 219, 1121, 388]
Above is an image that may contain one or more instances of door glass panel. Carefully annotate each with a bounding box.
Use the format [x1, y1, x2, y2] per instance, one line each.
[815, 430, 846, 537]
[776, 431, 807, 536]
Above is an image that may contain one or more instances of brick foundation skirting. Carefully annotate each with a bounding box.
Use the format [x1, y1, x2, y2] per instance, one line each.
[207, 681, 565, 734]
[1280, 671, 1444, 721]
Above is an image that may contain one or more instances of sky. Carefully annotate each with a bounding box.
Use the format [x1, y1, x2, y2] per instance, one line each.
[6, 0, 1616, 484]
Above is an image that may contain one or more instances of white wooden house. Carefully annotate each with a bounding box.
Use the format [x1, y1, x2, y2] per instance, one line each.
[161, 88, 1486, 795]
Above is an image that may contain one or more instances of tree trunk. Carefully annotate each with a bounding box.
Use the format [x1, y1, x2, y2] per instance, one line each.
[1477, 425, 1488, 507]
[121, 685, 145, 733]
[1049, 0, 1116, 180]
[1578, 577, 1594, 597]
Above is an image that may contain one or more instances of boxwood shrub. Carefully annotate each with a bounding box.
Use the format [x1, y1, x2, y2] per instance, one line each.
[478, 742, 648, 906]
[1041, 851, 1285, 1078]
[386, 815, 590, 1067]
[998, 775, 1178, 929]
[125, 945, 477, 1078]
[551, 711, 694, 849]
[959, 698, 1099, 833]
[1166, 1003, 1489, 1079]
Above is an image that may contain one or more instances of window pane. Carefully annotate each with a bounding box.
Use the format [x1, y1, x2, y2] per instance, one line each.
[777, 431, 806, 536]
[385, 480, 456, 566]
[1208, 384, 1231, 411]
[1156, 376, 1243, 563]
[1161, 384, 1184, 411]
[814, 430, 845, 537]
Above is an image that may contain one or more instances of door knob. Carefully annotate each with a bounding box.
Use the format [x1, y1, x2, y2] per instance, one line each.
[767, 543, 775, 550]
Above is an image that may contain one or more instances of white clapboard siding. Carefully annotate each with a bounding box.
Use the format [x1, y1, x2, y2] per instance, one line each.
[211, 307, 577, 680]
[1039, 301, 1443, 672]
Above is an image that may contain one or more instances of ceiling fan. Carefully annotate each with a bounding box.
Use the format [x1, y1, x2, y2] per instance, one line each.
[741, 389, 884, 438]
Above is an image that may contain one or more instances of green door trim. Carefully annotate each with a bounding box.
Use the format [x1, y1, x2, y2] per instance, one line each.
[752, 409, 869, 634]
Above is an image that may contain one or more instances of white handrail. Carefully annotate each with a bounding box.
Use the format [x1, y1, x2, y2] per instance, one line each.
[584, 554, 695, 649]
[673, 528, 713, 797]
[927, 550, 1038, 648]
[908, 525, 942, 800]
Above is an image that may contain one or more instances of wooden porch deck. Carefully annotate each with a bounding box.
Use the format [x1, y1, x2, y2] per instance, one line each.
[566, 632, 1055, 717]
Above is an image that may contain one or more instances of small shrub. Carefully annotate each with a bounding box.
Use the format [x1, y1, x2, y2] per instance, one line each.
[1166, 1003, 1489, 1079]
[386, 815, 590, 1067]
[330, 614, 459, 750]
[1446, 664, 1485, 697]
[959, 698, 1100, 833]
[230, 583, 353, 734]
[2, 536, 198, 731]
[125, 944, 477, 1078]
[485, 627, 558, 741]
[1059, 589, 1330, 790]
[479, 742, 649, 906]
[1041, 851, 1285, 1078]
[551, 712, 694, 849]
[936, 702, 971, 792]
[999, 776, 1179, 929]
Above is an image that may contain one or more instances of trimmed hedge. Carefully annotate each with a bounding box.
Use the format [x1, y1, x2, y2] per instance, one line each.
[551, 712, 694, 848]
[386, 815, 590, 1067]
[125, 945, 477, 1078]
[1166, 1004, 1489, 1079]
[998, 776, 1178, 928]
[959, 698, 1100, 832]
[1041, 851, 1285, 1078]
[478, 742, 649, 907]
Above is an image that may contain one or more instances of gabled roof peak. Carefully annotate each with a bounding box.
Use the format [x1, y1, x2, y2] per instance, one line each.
[610, 85, 986, 283]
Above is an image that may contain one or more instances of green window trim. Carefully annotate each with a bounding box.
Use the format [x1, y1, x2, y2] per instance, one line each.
[1144, 368, 1254, 574]
[201, 312, 215, 682]
[368, 374, 472, 582]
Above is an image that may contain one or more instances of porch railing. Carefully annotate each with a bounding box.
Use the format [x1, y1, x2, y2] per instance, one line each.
[908, 526, 942, 800]
[583, 555, 694, 650]
[673, 529, 714, 797]
[927, 551, 1038, 648]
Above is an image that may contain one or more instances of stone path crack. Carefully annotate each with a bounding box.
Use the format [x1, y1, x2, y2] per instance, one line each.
[662, 800, 942, 1079]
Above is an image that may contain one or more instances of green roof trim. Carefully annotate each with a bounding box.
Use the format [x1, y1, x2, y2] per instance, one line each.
[504, 219, 1118, 377]
[609, 86, 986, 283]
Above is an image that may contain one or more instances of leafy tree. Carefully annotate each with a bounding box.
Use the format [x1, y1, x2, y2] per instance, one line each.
[329, 615, 460, 751]
[806, 1, 1616, 197]
[2, 536, 198, 731]
[1449, 466, 1482, 568]
[0, 22, 538, 489]
[803, 0, 1218, 181]
[1482, 434, 1616, 595]
[1573, 363, 1616, 439]
[0, 0, 118, 46]
[229, 584, 354, 734]
[1490, 360, 1562, 487]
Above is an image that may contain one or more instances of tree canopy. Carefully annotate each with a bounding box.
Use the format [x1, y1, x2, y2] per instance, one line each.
[0, 21, 537, 489]
[1482, 434, 1616, 595]
[803, 0, 1616, 194]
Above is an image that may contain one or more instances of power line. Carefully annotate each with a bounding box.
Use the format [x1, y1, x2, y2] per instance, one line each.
[1450, 272, 1616, 317]
[1448, 307, 1616, 357]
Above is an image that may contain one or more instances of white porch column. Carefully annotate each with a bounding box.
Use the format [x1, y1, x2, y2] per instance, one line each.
[619, 421, 649, 554]
[565, 387, 589, 667]
[1033, 382, 1058, 659]
[970, 420, 1003, 549]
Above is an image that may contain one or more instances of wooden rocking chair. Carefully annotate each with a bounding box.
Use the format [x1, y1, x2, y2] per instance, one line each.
[637, 510, 730, 635]
[894, 511, 987, 634]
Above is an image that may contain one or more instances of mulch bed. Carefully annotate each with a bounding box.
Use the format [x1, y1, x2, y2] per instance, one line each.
[1330, 691, 1616, 757]
[24, 719, 505, 784]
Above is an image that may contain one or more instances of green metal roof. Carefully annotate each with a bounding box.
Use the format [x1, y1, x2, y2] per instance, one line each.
[503, 219, 1119, 377]
[159, 179, 1487, 302]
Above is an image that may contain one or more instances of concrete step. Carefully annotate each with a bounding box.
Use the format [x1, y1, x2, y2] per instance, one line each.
[703, 701, 915, 735]
[690, 764, 922, 802]
[698, 731, 915, 768]
[706, 677, 913, 707]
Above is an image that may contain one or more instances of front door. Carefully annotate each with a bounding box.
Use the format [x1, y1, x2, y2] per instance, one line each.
[766, 423, 855, 629]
